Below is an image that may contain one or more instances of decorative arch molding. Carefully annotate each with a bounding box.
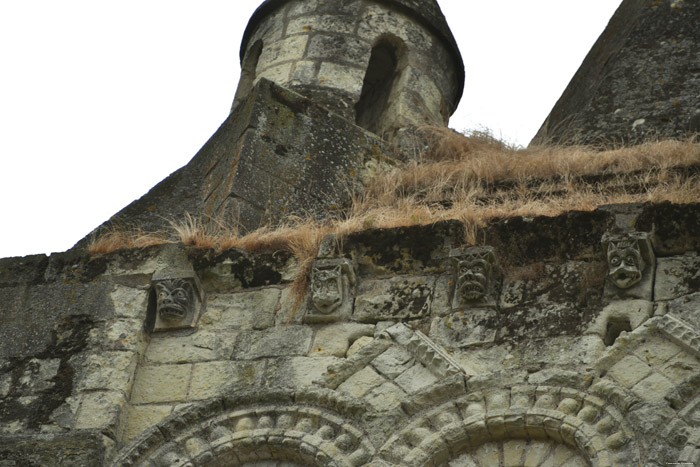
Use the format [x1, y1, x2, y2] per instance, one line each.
[378, 385, 642, 467]
[111, 389, 374, 467]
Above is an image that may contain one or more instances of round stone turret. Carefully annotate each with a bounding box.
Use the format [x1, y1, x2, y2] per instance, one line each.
[232, 0, 464, 139]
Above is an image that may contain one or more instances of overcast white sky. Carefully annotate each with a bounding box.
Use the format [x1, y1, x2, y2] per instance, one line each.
[0, 0, 622, 259]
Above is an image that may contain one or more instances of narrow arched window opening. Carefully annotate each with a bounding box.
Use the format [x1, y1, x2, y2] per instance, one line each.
[231, 40, 263, 112]
[355, 36, 404, 135]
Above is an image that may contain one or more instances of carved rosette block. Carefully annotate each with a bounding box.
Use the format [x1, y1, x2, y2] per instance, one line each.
[602, 232, 655, 300]
[150, 273, 204, 332]
[304, 258, 356, 323]
[450, 246, 499, 309]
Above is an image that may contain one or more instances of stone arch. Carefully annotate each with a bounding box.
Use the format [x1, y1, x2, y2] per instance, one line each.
[231, 39, 263, 112]
[111, 389, 374, 467]
[378, 385, 641, 466]
[355, 34, 406, 136]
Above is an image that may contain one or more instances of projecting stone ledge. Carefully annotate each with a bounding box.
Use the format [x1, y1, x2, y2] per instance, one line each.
[76, 78, 395, 248]
[533, 0, 700, 146]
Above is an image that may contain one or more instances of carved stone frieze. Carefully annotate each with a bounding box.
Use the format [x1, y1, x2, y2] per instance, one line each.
[602, 232, 656, 300]
[304, 258, 356, 323]
[150, 273, 204, 332]
[450, 246, 499, 308]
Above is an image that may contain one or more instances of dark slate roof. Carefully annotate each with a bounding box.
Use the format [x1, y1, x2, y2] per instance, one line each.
[239, 0, 464, 110]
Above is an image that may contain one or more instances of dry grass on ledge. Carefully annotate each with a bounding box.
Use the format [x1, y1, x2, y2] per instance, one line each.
[87, 129, 700, 319]
[88, 128, 700, 262]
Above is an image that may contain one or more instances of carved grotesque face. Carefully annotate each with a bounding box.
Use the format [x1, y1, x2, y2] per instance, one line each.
[311, 265, 343, 314]
[607, 240, 645, 289]
[155, 279, 194, 321]
[456, 255, 492, 302]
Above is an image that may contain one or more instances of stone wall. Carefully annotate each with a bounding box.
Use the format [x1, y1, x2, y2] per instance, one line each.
[533, 0, 700, 146]
[79, 79, 395, 242]
[2, 202, 699, 465]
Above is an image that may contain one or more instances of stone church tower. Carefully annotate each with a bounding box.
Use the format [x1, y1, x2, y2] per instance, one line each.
[1, 1, 699, 466]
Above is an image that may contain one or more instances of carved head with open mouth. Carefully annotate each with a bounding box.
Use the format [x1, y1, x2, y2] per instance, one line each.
[155, 279, 194, 321]
[606, 239, 645, 289]
[311, 265, 344, 314]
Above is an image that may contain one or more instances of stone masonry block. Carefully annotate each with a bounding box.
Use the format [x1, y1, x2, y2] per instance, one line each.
[358, 5, 433, 52]
[337, 366, 386, 399]
[668, 292, 700, 331]
[75, 391, 127, 437]
[633, 336, 682, 369]
[255, 63, 294, 86]
[290, 60, 318, 85]
[257, 35, 309, 72]
[430, 310, 498, 348]
[307, 34, 368, 66]
[287, 356, 339, 388]
[201, 289, 279, 331]
[131, 364, 191, 404]
[318, 62, 365, 97]
[371, 345, 414, 379]
[393, 363, 438, 394]
[655, 255, 700, 301]
[89, 318, 145, 352]
[310, 323, 374, 357]
[145, 331, 237, 364]
[607, 355, 652, 388]
[632, 372, 675, 403]
[188, 361, 263, 401]
[287, 15, 355, 36]
[233, 326, 313, 360]
[72, 351, 137, 394]
[110, 286, 149, 319]
[354, 276, 435, 323]
[124, 404, 173, 442]
[660, 351, 700, 384]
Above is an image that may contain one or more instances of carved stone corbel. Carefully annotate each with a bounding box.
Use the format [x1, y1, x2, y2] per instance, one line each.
[450, 246, 499, 308]
[602, 232, 655, 300]
[150, 272, 204, 332]
[303, 258, 356, 323]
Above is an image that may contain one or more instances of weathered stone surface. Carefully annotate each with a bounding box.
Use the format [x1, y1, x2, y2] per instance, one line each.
[75, 391, 126, 436]
[194, 248, 296, 292]
[232, 326, 313, 359]
[667, 292, 700, 333]
[310, 323, 374, 357]
[1, 277, 109, 358]
[354, 275, 435, 322]
[430, 310, 498, 348]
[188, 361, 264, 400]
[345, 220, 464, 276]
[123, 405, 172, 442]
[371, 345, 414, 379]
[70, 351, 137, 393]
[285, 356, 339, 388]
[636, 202, 700, 255]
[200, 289, 279, 331]
[130, 365, 192, 404]
[607, 355, 653, 388]
[533, 0, 700, 145]
[484, 210, 614, 267]
[393, 363, 438, 394]
[145, 331, 237, 364]
[0, 433, 111, 467]
[655, 255, 700, 301]
[587, 300, 654, 340]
